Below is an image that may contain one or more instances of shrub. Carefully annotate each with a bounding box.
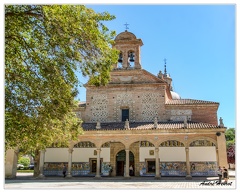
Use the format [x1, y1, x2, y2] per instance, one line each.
[18, 156, 30, 167]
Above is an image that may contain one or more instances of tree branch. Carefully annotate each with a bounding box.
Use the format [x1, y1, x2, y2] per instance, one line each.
[5, 11, 43, 19]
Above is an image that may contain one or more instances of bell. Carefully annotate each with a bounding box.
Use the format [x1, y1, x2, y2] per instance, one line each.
[118, 53, 123, 63]
[118, 58, 123, 63]
[129, 52, 134, 62]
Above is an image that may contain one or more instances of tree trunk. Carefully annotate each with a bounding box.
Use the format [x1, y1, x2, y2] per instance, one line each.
[33, 149, 40, 177]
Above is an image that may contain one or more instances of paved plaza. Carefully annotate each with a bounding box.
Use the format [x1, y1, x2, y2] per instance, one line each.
[4, 171, 236, 190]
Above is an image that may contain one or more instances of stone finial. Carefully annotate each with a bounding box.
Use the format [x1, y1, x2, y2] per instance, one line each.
[219, 117, 224, 127]
[164, 64, 167, 76]
[154, 117, 158, 129]
[96, 121, 101, 129]
[124, 119, 130, 129]
[158, 70, 163, 79]
[184, 117, 187, 128]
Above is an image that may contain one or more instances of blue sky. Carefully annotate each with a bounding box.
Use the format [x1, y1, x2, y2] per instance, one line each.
[76, 4, 236, 128]
[0, 2, 237, 130]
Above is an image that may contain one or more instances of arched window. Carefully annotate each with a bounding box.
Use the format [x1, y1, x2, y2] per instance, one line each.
[160, 140, 184, 147]
[140, 141, 154, 147]
[190, 140, 216, 146]
[74, 141, 96, 148]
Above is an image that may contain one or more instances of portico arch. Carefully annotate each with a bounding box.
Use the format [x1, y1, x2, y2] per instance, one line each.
[127, 136, 156, 148]
[115, 149, 134, 176]
[187, 137, 218, 177]
[159, 139, 187, 177]
[188, 137, 217, 147]
[157, 137, 186, 147]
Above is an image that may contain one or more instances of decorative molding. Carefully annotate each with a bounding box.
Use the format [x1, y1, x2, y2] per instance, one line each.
[149, 150, 154, 155]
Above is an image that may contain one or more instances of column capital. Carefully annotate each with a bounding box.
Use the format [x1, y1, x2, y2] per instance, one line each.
[155, 147, 159, 152]
[68, 149, 74, 153]
[185, 147, 189, 152]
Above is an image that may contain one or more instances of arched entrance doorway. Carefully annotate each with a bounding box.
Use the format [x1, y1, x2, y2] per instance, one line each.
[116, 150, 134, 176]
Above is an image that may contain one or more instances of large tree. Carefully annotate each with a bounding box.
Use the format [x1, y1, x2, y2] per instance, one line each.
[225, 128, 235, 147]
[225, 128, 235, 166]
[5, 5, 118, 152]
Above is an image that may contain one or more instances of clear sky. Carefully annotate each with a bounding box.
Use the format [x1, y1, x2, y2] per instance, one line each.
[75, 4, 236, 129]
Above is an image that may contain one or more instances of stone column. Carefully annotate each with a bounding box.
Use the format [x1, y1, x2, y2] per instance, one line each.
[66, 149, 73, 178]
[38, 150, 46, 178]
[185, 147, 192, 180]
[155, 147, 161, 179]
[95, 148, 101, 178]
[124, 149, 130, 178]
[5, 148, 19, 178]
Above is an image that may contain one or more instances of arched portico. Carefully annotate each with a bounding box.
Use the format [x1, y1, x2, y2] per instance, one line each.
[115, 149, 135, 176]
[158, 139, 188, 177]
[188, 138, 218, 177]
[35, 130, 225, 179]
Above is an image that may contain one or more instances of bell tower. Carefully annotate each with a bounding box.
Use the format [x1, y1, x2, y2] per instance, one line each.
[112, 30, 143, 69]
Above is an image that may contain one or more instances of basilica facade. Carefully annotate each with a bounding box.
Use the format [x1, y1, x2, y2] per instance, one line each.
[5, 30, 228, 179]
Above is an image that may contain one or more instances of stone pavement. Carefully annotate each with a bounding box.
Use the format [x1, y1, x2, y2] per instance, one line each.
[4, 170, 236, 190]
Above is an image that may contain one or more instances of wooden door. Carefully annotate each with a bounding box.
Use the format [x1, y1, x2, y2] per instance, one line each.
[116, 161, 124, 176]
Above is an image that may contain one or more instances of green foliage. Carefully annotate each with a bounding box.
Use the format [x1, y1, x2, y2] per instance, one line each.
[5, 5, 118, 152]
[18, 156, 30, 167]
[225, 128, 235, 148]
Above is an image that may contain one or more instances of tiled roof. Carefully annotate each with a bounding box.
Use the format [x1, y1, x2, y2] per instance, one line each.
[166, 99, 219, 105]
[82, 121, 222, 131]
[78, 99, 219, 107]
[78, 102, 86, 107]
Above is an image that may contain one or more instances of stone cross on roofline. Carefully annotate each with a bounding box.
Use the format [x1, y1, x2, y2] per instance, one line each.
[124, 22, 129, 31]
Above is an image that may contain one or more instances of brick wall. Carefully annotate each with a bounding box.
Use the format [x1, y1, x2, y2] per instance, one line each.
[165, 105, 219, 125]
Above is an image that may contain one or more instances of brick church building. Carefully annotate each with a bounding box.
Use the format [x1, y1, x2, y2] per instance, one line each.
[5, 30, 228, 179]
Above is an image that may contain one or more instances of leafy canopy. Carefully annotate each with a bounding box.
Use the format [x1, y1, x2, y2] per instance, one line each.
[5, 5, 118, 152]
[225, 128, 235, 147]
[18, 156, 30, 167]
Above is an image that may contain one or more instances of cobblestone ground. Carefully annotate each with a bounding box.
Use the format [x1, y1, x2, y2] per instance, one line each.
[6, 180, 235, 189]
[5, 174, 236, 189]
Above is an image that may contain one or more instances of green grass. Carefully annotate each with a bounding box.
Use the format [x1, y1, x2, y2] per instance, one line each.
[17, 170, 34, 173]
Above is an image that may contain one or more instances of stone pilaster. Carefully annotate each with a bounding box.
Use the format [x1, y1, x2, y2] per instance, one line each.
[122, 50, 128, 68]
[134, 45, 142, 69]
[5, 148, 19, 178]
[216, 147, 219, 167]
[217, 132, 228, 168]
[38, 150, 46, 178]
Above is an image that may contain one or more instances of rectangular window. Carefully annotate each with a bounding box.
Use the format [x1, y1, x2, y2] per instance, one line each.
[90, 158, 102, 173]
[122, 109, 129, 121]
[147, 161, 156, 173]
[91, 160, 97, 172]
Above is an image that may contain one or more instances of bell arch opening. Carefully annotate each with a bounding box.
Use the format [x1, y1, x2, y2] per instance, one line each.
[117, 52, 123, 68]
[128, 50, 135, 67]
